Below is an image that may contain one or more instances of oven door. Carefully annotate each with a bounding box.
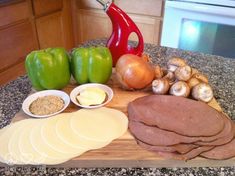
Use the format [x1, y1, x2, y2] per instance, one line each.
[161, 0, 235, 58]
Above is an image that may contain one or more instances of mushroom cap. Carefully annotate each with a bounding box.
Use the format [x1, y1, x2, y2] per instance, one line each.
[152, 78, 170, 95]
[175, 65, 192, 81]
[169, 81, 190, 97]
[167, 58, 187, 72]
[192, 83, 213, 102]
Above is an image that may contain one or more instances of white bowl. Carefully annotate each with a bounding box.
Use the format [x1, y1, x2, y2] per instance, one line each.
[70, 83, 113, 109]
[22, 90, 70, 118]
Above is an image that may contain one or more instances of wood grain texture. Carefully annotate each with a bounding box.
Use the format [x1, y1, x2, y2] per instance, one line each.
[115, 0, 163, 17]
[75, 9, 112, 44]
[76, 0, 104, 10]
[6, 73, 235, 168]
[0, 0, 30, 28]
[0, 21, 38, 72]
[35, 0, 74, 50]
[32, 0, 63, 17]
[128, 14, 161, 45]
[36, 12, 65, 49]
[0, 61, 26, 86]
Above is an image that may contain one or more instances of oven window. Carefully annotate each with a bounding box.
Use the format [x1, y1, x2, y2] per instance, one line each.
[179, 19, 235, 58]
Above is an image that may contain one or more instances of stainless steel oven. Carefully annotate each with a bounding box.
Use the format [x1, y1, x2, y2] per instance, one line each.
[161, 0, 235, 58]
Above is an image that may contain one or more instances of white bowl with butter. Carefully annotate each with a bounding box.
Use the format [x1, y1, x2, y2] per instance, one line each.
[70, 83, 113, 109]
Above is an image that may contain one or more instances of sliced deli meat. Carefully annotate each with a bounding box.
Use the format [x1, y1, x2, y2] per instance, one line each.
[200, 138, 235, 160]
[195, 116, 234, 146]
[129, 121, 199, 145]
[200, 125, 235, 160]
[128, 95, 225, 137]
[129, 118, 231, 146]
[137, 140, 198, 154]
[157, 146, 215, 161]
[128, 95, 235, 160]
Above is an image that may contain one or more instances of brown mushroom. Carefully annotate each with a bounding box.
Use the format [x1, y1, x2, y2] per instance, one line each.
[167, 57, 187, 72]
[152, 78, 170, 95]
[192, 73, 209, 83]
[163, 71, 176, 85]
[187, 77, 200, 89]
[154, 65, 164, 79]
[174, 65, 192, 81]
[191, 83, 213, 102]
[169, 81, 190, 97]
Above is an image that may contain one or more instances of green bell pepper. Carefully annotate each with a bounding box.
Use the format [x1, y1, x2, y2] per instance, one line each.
[25, 48, 71, 90]
[71, 47, 112, 84]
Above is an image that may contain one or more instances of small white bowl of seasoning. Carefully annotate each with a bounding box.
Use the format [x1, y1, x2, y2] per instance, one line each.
[22, 90, 70, 118]
[70, 83, 113, 109]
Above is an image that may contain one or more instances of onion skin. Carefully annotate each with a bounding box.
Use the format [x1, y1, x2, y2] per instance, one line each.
[116, 54, 155, 90]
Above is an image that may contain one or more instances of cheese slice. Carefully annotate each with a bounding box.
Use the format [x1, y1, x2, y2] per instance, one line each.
[70, 107, 128, 142]
[8, 119, 35, 164]
[55, 113, 110, 150]
[18, 119, 76, 165]
[0, 127, 7, 163]
[41, 114, 84, 154]
[18, 120, 47, 164]
[30, 119, 73, 160]
[0, 123, 19, 164]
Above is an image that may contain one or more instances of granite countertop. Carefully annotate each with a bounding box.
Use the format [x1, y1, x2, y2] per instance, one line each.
[0, 39, 235, 175]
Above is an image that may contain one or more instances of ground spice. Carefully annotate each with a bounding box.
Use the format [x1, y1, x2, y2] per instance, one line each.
[29, 95, 64, 115]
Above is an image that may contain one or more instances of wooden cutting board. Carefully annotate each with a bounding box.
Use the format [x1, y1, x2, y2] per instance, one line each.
[3, 73, 235, 168]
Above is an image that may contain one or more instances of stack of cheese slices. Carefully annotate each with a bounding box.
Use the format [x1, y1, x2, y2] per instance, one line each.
[0, 107, 128, 165]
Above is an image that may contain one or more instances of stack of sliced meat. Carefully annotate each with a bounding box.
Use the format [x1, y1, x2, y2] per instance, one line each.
[128, 95, 235, 160]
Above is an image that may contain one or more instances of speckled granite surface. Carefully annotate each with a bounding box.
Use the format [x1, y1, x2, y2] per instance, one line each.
[0, 39, 234, 175]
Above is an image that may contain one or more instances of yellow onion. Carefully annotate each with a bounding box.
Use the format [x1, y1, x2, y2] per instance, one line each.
[115, 54, 155, 90]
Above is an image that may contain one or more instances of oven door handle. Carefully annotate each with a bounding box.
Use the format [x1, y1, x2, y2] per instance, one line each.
[166, 1, 235, 17]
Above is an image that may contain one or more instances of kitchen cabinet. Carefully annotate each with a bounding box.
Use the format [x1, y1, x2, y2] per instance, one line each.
[0, 0, 74, 85]
[72, 0, 163, 45]
[74, 9, 112, 44]
[0, 0, 39, 85]
[33, 0, 74, 49]
[36, 11, 67, 49]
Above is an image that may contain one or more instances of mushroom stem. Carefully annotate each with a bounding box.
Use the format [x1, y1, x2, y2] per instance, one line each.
[187, 77, 200, 89]
[163, 71, 176, 85]
[192, 73, 209, 83]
